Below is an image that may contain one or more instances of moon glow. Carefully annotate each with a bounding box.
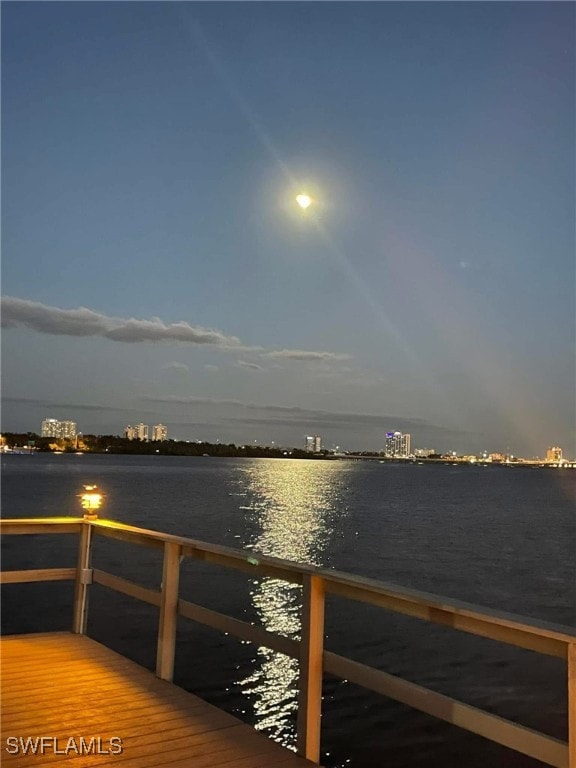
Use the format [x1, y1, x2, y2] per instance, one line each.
[296, 194, 312, 209]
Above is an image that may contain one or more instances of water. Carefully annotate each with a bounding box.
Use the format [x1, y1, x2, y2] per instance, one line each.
[2, 454, 575, 767]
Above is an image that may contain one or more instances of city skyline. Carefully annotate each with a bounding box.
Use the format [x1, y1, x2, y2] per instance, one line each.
[2, 3, 574, 457]
[3, 419, 571, 464]
[6, 416, 570, 462]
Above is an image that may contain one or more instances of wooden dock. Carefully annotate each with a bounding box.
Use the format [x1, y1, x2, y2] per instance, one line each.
[1, 632, 315, 767]
[1, 516, 575, 767]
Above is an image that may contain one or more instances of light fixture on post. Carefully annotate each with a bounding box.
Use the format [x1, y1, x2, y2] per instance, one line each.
[79, 485, 103, 520]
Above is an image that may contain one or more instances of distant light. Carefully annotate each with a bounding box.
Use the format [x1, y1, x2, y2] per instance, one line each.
[296, 194, 312, 209]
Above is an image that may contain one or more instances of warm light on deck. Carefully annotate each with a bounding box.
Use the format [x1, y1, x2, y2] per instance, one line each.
[79, 485, 103, 518]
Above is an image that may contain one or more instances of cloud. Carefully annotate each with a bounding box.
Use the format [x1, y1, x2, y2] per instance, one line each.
[265, 349, 352, 362]
[1, 296, 242, 347]
[143, 395, 313, 412]
[229, 411, 428, 429]
[204, 364, 219, 371]
[144, 395, 245, 407]
[1, 396, 154, 415]
[1, 297, 350, 362]
[106, 319, 240, 345]
[2, 299, 110, 337]
[141, 394, 466, 444]
[236, 360, 266, 371]
[163, 362, 190, 372]
[142, 394, 459, 432]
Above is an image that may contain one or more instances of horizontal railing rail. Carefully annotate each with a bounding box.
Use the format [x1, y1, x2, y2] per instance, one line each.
[1, 516, 574, 768]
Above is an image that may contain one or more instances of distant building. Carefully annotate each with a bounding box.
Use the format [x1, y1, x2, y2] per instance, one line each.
[152, 424, 168, 442]
[546, 446, 563, 462]
[125, 423, 149, 441]
[414, 447, 435, 458]
[305, 435, 322, 453]
[385, 431, 410, 458]
[41, 418, 76, 439]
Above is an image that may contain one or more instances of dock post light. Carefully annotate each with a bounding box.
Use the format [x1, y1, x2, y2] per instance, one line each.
[79, 485, 103, 520]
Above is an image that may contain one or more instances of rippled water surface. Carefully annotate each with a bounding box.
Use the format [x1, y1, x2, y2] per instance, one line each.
[2, 454, 575, 767]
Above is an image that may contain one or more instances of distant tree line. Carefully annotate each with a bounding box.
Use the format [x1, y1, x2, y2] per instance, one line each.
[1, 432, 326, 460]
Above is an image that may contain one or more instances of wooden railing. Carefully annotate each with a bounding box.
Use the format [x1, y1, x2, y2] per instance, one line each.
[1, 516, 575, 767]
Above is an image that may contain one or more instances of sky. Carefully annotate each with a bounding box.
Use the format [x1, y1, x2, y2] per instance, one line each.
[2, 1, 574, 457]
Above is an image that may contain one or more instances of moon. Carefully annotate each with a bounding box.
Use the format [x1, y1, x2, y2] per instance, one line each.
[296, 194, 312, 209]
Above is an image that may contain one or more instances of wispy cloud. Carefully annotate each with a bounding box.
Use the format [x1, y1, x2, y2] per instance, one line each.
[236, 360, 266, 371]
[163, 362, 190, 372]
[1, 396, 154, 415]
[141, 394, 465, 441]
[265, 349, 352, 362]
[1, 296, 242, 347]
[143, 394, 454, 430]
[144, 395, 246, 407]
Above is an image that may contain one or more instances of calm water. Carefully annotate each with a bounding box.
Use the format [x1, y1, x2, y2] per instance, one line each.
[2, 454, 575, 767]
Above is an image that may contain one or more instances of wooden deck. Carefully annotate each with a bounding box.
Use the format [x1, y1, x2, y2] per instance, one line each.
[2, 517, 574, 767]
[1, 632, 316, 767]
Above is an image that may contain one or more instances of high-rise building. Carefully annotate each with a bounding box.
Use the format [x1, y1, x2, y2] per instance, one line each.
[385, 431, 411, 458]
[125, 424, 149, 441]
[305, 435, 322, 453]
[546, 446, 563, 462]
[42, 419, 59, 438]
[41, 419, 77, 439]
[152, 424, 168, 442]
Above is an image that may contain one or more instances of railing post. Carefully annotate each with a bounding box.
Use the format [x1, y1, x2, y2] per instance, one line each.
[156, 541, 181, 681]
[297, 574, 325, 764]
[72, 521, 93, 634]
[569, 643, 576, 768]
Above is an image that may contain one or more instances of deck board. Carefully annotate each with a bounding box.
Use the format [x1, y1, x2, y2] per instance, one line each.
[1, 633, 316, 767]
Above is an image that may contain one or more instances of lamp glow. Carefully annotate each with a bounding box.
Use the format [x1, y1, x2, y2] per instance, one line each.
[296, 194, 312, 209]
[79, 485, 103, 518]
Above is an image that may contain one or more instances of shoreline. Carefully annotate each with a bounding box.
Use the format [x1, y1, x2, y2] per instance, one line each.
[1, 448, 573, 468]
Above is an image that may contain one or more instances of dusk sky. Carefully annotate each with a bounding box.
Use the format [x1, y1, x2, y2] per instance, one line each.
[2, 2, 574, 456]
